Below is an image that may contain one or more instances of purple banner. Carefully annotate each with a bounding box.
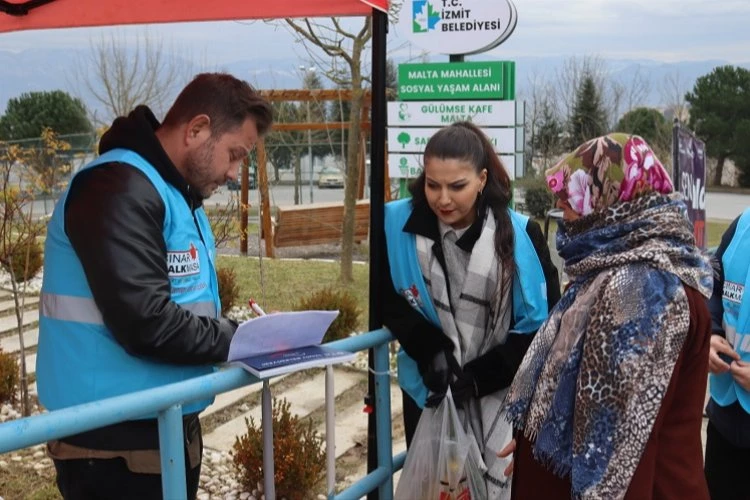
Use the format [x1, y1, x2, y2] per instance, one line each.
[675, 128, 707, 249]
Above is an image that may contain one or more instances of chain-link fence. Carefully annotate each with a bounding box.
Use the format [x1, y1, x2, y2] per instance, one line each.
[0, 131, 97, 217]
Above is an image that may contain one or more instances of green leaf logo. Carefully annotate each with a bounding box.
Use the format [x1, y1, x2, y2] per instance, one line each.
[397, 132, 411, 148]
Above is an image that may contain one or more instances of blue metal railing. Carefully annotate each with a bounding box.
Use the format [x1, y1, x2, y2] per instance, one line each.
[0, 328, 405, 499]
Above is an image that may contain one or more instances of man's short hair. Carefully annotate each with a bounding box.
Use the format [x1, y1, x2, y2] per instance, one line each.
[162, 73, 273, 137]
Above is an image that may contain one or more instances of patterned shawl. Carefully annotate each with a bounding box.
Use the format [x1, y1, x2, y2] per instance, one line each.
[503, 193, 713, 499]
[416, 208, 514, 497]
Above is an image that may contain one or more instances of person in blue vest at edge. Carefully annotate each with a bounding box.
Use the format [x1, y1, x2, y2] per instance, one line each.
[382, 121, 561, 494]
[705, 210, 750, 500]
[501, 133, 713, 499]
[35, 73, 273, 500]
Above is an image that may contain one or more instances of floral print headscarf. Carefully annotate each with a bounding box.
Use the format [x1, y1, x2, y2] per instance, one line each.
[545, 133, 673, 216]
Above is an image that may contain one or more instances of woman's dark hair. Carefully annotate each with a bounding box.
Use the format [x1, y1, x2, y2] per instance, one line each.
[409, 121, 514, 278]
[162, 72, 273, 137]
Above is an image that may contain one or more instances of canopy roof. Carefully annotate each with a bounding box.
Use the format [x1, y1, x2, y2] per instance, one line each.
[0, 0, 387, 33]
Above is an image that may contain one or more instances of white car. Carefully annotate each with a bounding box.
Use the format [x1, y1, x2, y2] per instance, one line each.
[318, 168, 345, 188]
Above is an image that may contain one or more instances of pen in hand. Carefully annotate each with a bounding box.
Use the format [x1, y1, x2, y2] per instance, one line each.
[248, 298, 266, 317]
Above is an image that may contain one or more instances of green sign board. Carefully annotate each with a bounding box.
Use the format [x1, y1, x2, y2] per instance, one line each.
[398, 61, 515, 101]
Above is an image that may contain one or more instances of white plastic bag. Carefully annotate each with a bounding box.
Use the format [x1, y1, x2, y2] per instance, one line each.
[395, 390, 486, 500]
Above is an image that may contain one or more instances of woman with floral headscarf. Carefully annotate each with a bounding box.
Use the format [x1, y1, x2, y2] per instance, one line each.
[500, 133, 713, 499]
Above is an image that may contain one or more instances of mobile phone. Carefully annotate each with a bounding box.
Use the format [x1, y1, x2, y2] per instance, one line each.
[719, 352, 736, 364]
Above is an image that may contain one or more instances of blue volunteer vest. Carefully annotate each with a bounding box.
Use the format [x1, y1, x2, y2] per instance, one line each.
[710, 208, 750, 412]
[37, 148, 221, 415]
[384, 198, 548, 408]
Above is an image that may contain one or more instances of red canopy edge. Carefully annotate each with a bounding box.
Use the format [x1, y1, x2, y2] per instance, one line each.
[0, 0, 387, 33]
[358, 0, 388, 13]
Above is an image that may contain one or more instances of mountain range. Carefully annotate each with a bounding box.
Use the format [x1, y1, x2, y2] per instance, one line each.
[1, 47, 748, 121]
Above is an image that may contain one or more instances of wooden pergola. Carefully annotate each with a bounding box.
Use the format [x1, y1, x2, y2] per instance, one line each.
[242, 88, 384, 258]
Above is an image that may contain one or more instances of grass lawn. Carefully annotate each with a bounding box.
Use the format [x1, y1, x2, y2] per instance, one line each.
[706, 220, 730, 248]
[216, 255, 370, 331]
[0, 461, 59, 500]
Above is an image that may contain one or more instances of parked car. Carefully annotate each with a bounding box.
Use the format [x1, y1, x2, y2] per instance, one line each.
[318, 167, 345, 189]
[226, 173, 257, 191]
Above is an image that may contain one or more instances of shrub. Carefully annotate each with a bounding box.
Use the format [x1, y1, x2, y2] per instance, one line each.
[232, 398, 325, 499]
[294, 287, 361, 343]
[206, 200, 241, 249]
[0, 349, 18, 404]
[217, 266, 240, 313]
[2, 240, 43, 282]
[524, 180, 556, 219]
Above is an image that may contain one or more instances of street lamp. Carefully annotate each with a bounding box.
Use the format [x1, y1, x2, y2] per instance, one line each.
[300, 65, 316, 204]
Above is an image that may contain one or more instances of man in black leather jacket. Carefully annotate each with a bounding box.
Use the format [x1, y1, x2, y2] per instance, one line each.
[38, 73, 272, 499]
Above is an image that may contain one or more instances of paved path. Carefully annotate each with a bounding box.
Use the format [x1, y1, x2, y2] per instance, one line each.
[0, 309, 37, 338]
[0, 327, 38, 355]
[0, 296, 38, 316]
[706, 192, 750, 221]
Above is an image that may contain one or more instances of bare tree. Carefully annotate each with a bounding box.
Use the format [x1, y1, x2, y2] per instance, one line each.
[283, 17, 372, 283]
[74, 31, 194, 124]
[554, 56, 608, 127]
[521, 71, 559, 174]
[553, 56, 655, 138]
[661, 70, 689, 124]
[608, 66, 651, 130]
[0, 141, 48, 416]
[622, 66, 651, 114]
[206, 194, 241, 249]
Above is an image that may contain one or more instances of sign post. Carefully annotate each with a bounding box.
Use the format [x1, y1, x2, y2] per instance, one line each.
[389, 1, 520, 192]
[673, 121, 707, 249]
[398, 61, 515, 100]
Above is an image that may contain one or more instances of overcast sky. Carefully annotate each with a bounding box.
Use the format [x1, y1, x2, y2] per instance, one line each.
[0, 0, 747, 64]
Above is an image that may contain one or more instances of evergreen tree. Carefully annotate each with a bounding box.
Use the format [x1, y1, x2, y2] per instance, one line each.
[615, 107, 671, 156]
[0, 90, 92, 141]
[533, 99, 564, 164]
[686, 65, 750, 186]
[568, 75, 608, 149]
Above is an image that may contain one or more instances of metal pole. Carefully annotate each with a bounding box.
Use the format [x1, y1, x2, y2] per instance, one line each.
[374, 343, 394, 498]
[367, 8, 388, 500]
[672, 117, 680, 193]
[326, 366, 336, 496]
[157, 405, 187, 500]
[240, 156, 249, 256]
[308, 98, 314, 204]
[262, 380, 276, 499]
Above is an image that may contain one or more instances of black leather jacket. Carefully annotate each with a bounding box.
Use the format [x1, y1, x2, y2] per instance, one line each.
[60, 106, 236, 450]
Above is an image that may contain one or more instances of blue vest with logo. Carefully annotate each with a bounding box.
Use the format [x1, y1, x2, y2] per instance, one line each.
[710, 208, 750, 412]
[384, 198, 549, 408]
[37, 148, 221, 415]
